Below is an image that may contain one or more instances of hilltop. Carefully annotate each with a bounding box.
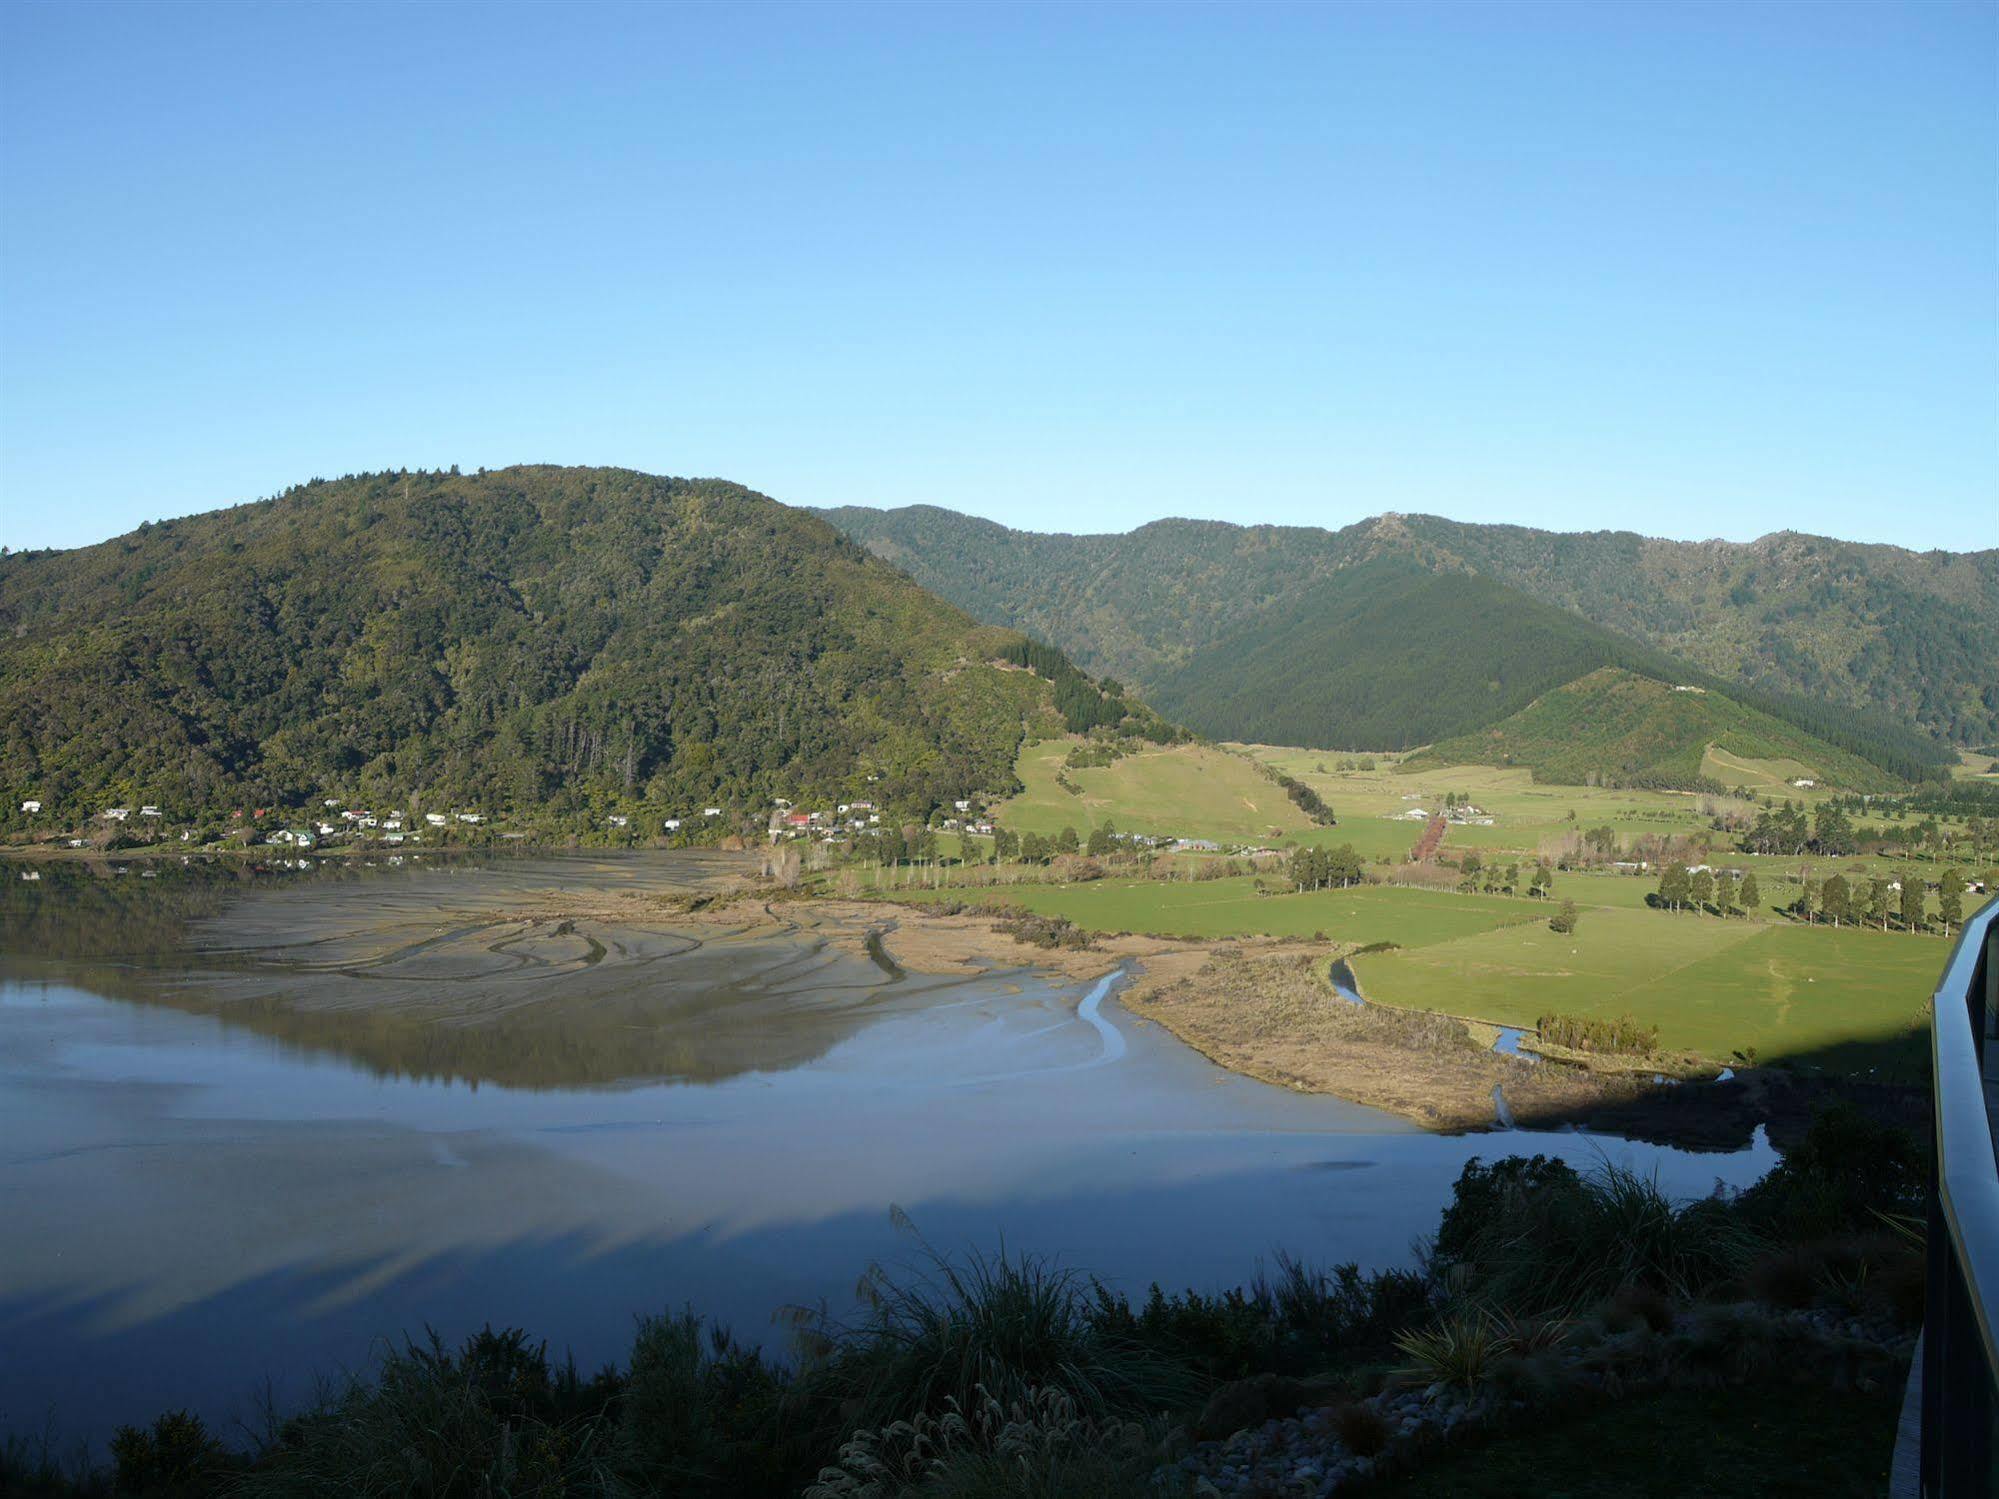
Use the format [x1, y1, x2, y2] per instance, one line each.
[0, 467, 1162, 827]
[822, 506, 1960, 784]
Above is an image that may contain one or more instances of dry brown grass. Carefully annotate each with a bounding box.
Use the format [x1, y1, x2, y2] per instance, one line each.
[1124, 952, 1642, 1131]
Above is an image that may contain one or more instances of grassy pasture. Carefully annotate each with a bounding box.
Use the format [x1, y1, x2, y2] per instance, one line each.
[901, 875, 1543, 947]
[957, 736, 1982, 1077]
[1237, 747, 1725, 863]
[997, 739, 1317, 844]
[1351, 906, 1940, 1077]
[1701, 745, 1822, 794]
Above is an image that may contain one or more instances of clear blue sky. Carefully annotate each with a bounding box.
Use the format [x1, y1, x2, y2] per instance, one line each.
[1, 0, 1992, 552]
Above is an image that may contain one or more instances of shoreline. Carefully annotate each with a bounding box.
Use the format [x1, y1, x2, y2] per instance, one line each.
[839, 897, 1903, 1151]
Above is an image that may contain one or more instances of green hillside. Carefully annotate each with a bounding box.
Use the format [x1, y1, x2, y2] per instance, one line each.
[0, 467, 1158, 825]
[1146, 558, 1698, 751]
[1405, 667, 1899, 791]
[823, 504, 1988, 752]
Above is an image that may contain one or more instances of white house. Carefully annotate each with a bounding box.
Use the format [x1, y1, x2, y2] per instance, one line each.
[140, 805, 161, 818]
[425, 813, 448, 827]
[663, 818, 683, 831]
[1791, 778, 1817, 789]
[19, 800, 39, 813]
[102, 808, 130, 821]
[607, 814, 629, 828]
[704, 807, 722, 817]
[954, 800, 972, 812]
[457, 813, 483, 824]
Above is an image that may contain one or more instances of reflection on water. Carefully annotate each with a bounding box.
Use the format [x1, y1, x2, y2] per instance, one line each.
[0, 854, 964, 1088]
[0, 854, 1781, 1451]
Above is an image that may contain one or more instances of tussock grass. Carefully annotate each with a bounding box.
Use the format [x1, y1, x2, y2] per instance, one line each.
[803, 1385, 1186, 1499]
[810, 1234, 1197, 1431]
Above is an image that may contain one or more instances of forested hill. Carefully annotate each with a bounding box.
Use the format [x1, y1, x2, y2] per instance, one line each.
[1406, 668, 1903, 792]
[0, 467, 1160, 825]
[1145, 558, 1704, 753]
[822, 505, 1997, 750]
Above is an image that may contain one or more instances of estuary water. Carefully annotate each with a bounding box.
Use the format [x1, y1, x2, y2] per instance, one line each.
[0, 853, 1778, 1450]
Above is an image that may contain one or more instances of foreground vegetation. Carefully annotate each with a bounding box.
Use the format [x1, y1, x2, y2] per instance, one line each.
[1, 1108, 1925, 1499]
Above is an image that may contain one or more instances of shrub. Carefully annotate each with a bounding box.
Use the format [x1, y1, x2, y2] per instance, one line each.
[1736, 1104, 1924, 1241]
[1606, 1283, 1676, 1334]
[1433, 1155, 1580, 1264]
[803, 1385, 1185, 1499]
[234, 1326, 619, 1498]
[1391, 1313, 1510, 1392]
[1434, 1157, 1762, 1313]
[617, 1311, 808, 1497]
[108, 1411, 225, 1495]
[1087, 1257, 1427, 1383]
[815, 1244, 1195, 1432]
[1536, 1013, 1658, 1055]
[993, 913, 1093, 950]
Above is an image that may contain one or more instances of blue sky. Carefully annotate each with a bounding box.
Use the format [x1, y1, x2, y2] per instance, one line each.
[1, 0, 1992, 552]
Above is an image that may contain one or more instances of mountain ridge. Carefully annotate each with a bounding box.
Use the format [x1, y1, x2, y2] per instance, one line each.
[822, 504, 1996, 750]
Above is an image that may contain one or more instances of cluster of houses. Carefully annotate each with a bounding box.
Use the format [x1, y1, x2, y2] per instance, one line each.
[1394, 797, 1497, 827]
[15, 792, 503, 850]
[769, 798, 886, 841]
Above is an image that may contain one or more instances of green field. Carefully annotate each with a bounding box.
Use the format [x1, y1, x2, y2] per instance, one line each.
[905, 874, 1544, 946]
[997, 740, 1315, 843]
[1351, 907, 1941, 1076]
[949, 735, 1986, 1078]
[902, 870, 1954, 1074]
[1700, 745, 1825, 794]
[1235, 747, 1727, 863]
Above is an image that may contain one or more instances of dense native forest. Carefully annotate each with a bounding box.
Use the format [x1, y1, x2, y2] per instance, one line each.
[0, 467, 1159, 826]
[823, 504, 1997, 750]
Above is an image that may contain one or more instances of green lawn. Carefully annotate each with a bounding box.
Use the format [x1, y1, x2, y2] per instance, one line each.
[904, 875, 1545, 947]
[1353, 904, 1941, 1076]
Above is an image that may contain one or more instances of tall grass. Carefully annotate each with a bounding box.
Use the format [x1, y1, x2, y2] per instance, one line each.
[810, 1240, 1197, 1430]
[1086, 1254, 1428, 1381]
[232, 1326, 621, 1498]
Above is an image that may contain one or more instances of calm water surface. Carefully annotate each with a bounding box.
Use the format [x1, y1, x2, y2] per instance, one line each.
[0, 854, 1777, 1448]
